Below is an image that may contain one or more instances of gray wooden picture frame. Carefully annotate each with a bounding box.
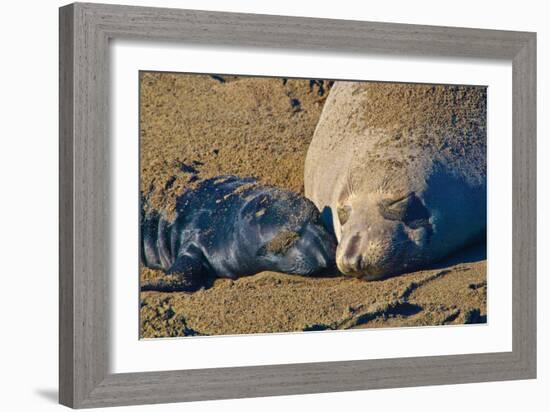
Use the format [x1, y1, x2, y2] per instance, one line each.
[59, 2, 536, 408]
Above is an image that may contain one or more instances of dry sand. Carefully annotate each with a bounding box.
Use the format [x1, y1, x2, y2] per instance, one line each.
[140, 72, 330, 220]
[139, 72, 486, 338]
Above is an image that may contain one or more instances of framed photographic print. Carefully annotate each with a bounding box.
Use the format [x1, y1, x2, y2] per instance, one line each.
[59, 2, 536, 408]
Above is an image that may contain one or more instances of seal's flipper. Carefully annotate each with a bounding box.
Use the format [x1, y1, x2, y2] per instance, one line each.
[141, 253, 205, 292]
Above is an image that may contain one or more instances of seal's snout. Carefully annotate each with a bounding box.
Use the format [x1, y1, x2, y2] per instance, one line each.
[336, 223, 407, 280]
[262, 219, 337, 277]
[301, 222, 337, 268]
[335, 233, 362, 275]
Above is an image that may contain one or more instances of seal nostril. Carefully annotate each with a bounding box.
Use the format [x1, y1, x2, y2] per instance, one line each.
[342, 253, 361, 272]
[344, 234, 361, 257]
[353, 255, 363, 271]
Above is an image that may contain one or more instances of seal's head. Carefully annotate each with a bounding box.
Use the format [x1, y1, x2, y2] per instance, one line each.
[239, 188, 337, 276]
[262, 220, 337, 276]
[335, 191, 433, 280]
[332, 164, 486, 280]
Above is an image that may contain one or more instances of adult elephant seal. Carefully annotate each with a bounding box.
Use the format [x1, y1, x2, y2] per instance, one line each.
[141, 175, 336, 292]
[305, 81, 486, 280]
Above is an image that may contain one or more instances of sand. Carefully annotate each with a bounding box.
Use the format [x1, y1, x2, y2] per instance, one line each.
[139, 72, 486, 338]
[140, 72, 331, 220]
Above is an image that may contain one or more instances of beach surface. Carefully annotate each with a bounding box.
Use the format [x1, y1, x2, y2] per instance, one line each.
[139, 72, 487, 338]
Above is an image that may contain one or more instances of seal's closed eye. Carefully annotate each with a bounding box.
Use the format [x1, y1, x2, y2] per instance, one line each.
[337, 205, 351, 225]
[379, 193, 430, 229]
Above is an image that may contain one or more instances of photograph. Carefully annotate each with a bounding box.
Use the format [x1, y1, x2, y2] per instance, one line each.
[2, 0, 542, 410]
[139, 72, 487, 338]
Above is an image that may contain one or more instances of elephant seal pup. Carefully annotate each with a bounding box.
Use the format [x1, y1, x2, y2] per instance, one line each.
[305, 81, 486, 280]
[141, 176, 337, 292]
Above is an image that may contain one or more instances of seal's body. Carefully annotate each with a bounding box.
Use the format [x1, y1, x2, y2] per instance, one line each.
[305, 82, 486, 279]
[141, 176, 336, 291]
